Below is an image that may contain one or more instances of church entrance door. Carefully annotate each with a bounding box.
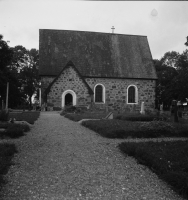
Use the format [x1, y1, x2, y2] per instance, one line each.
[62, 90, 76, 108]
[65, 93, 73, 106]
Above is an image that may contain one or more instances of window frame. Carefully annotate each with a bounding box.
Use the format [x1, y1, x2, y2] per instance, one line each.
[127, 85, 138, 104]
[94, 83, 105, 104]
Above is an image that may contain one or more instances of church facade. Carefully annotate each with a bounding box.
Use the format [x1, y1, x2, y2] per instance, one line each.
[39, 29, 157, 112]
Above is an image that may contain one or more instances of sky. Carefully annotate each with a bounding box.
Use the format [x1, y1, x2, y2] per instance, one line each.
[0, 0, 188, 59]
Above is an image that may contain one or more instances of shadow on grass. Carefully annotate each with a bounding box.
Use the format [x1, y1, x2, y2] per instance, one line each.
[0, 143, 17, 190]
[118, 141, 188, 199]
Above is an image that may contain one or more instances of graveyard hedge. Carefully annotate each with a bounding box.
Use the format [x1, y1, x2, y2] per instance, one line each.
[119, 141, 188, 199]
[82, 119, 188, 139]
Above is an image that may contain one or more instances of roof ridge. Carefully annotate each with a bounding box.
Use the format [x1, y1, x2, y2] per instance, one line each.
[39, 29, 147, 38]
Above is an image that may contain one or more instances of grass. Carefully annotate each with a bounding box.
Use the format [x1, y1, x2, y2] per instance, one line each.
[118, 141, 188, 199]
[63, 112, 109, 122]
[9, 111, 40, 124]
[115, 113, 167, 121]
[82, 119, 188, 139]
[0, 143, 17, 189]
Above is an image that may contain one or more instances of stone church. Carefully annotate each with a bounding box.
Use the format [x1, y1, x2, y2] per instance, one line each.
[39, 29, 157, 112]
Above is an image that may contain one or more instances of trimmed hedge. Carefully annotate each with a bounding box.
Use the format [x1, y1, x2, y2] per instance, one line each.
[82, 119, 188, 139]
[115, 114, 167, 121]
[119, 141, 188, 199]
[0, 123, 30, 138]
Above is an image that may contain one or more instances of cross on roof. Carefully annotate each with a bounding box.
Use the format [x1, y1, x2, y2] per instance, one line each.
[111, 26, 115, 33]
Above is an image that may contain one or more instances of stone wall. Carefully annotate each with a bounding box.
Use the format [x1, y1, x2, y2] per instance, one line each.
[85, 78, 156, 112]
[47, 67, 91, 108]
[41, 67, 156, 112]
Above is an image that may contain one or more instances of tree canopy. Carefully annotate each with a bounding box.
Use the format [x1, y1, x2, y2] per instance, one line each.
[0, 35, 39, 109]
[154, 49, 188, 109]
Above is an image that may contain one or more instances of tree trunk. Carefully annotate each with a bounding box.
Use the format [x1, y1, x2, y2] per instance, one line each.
[174, 104, 179, 122]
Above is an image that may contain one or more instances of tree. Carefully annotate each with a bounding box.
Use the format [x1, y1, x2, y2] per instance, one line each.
[11, 46, 39, 107]
[154, 50, 188, 109]
[0, 35, 15, 108]
[185, 36, 188, 47]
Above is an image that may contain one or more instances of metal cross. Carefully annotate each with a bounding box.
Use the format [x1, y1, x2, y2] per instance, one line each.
[111, 26, 115, 33]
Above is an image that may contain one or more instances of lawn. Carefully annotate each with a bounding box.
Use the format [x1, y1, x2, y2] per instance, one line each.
[0, 143, 17, 189]
[9, 111, 40, 124]
[82, 119, 188, 139]
[119, 141, 188, 199]
[63, 112, 109, 122]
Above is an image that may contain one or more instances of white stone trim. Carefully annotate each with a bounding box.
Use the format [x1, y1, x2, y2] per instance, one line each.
[62, 90, 77, 107]
[94, 83, 106, 104]
[127, 85, 138, 104]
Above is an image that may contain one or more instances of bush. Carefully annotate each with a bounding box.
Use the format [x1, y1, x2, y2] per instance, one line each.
[115, 114, 167, 122]
[0, 123, 30, 138]
[53, 107, 62, 111]
[138, 120, 175, 137]
[6, 124, 25, 138]
[0, 143, 17, 188]
[82, 119, 188, 139]
[0, 110, 9, 121]
[119, 141, 188, 199]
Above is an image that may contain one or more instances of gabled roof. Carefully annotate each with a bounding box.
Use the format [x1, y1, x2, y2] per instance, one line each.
[39, 29, 157, 79]
[44, 61, 94, 95]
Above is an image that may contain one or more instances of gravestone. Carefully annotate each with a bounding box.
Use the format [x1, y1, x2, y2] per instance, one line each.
[140, 102, 145, 115]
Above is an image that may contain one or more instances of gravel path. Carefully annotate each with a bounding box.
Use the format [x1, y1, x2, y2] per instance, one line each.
[0, 112, 183, 200]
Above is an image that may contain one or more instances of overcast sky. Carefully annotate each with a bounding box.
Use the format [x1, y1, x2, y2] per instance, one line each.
[0, 0, 188, 59]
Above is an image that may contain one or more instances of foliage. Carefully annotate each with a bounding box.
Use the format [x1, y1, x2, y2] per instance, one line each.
[63, 112, 107, 121]
[0, 123, 30, 138]
[115, 113, 167, 121]
[154, 49, 188, 108]
[185, 36, 188, 47]
[0, 143, 17, 188]
[11, 46, 40, 106]
[119, 141, 188, 199]
[82, 119, 188, 139]
[60, 105, 87, 116]
[0, 35, 39, 108]
[9, 111, 40, 124]
[0, 109, 9, 121]
[0, 35, 20, 108]
[139, 120, 175, 136]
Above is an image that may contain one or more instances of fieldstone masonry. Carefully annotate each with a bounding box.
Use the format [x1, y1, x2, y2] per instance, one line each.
[46, 67, 91, 108]
[41, 66, 156, 112]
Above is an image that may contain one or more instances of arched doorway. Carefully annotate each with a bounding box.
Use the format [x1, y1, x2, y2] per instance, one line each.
[65, 93, 73, 106]
[62, 90, 77, 108]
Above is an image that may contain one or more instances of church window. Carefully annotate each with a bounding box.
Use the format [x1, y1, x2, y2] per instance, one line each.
[127, 85, 138, 104]
[94, 84, 105, 103]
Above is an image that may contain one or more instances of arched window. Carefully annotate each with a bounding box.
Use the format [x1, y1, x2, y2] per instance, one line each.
[127, 85, 138, 104]
[94, 84, 105, 103]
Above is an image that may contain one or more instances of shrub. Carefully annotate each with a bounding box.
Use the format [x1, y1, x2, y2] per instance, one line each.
[6, 125, 25, 138]
[0, 143, 17, 187]
[1, 123, 30, 138]
[119, 141, 188, 199]
[115, 114, 167, 122]
[0, 109, 9, 121]
[53, 107, 62, 111]
[82, 118, 188, 139]
[138, 120, 175, 137]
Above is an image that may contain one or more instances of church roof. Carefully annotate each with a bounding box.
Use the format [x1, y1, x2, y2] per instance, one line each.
[39, 29, 157, 79]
